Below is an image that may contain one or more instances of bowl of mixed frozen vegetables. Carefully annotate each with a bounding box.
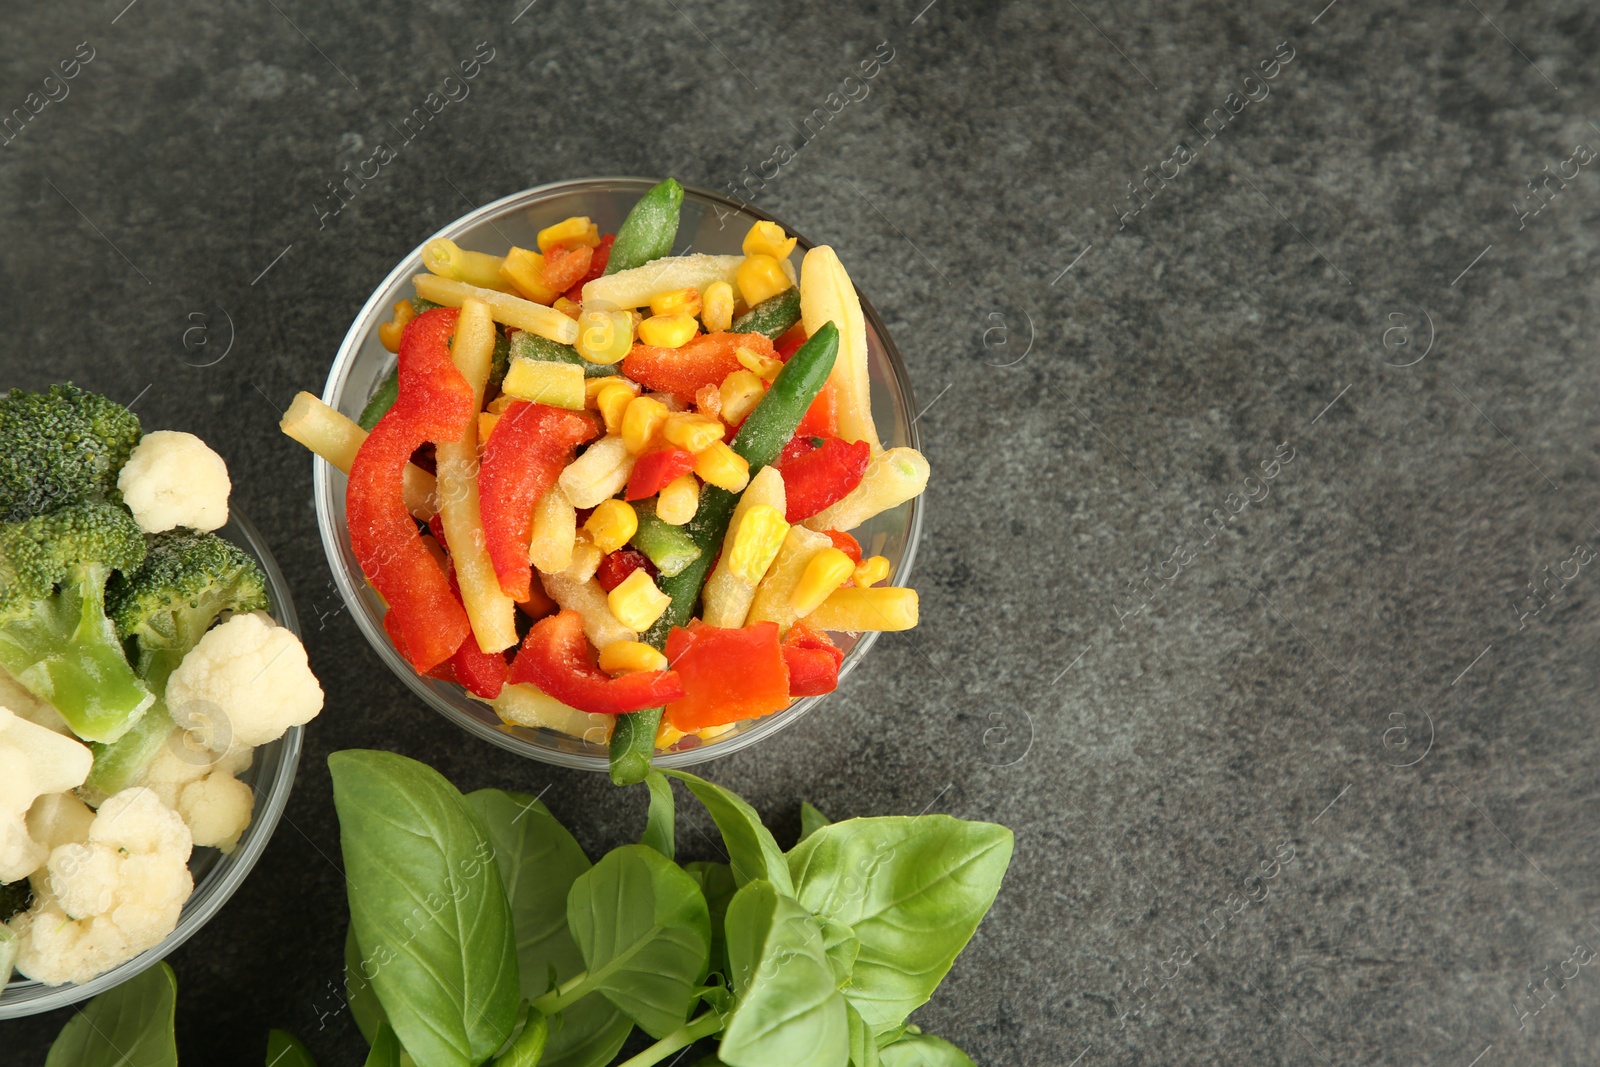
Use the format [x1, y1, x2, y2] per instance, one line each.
[0, 385, 323, 1017]
[284, 177, 925, 784]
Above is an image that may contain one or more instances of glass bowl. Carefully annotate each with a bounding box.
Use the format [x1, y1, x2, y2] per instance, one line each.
[315, 178, 922, 771]
[0, 511, 304, 1018]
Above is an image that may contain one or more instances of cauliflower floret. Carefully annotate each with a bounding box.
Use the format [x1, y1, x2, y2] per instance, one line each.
[142, 728, 255, 852]
[0, 707, 93, 882]
[164, 613, 323, 750]
[25, 792, 96, 853]
[11, 787, 193, 986]
[116, 430, 231, 534]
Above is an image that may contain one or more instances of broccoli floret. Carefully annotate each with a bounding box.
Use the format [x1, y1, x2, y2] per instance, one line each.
[88, 530, 270, 797]
[0, 502, 153, 744]
[0, 384, 142, 522]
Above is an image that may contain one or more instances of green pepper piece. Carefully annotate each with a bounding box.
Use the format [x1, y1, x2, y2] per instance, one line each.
[604, 178, 684, 276]
[608, 323, 840, 785]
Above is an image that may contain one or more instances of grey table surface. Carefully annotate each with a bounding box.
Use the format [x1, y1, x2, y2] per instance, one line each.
[5, 0, 1599, 1063]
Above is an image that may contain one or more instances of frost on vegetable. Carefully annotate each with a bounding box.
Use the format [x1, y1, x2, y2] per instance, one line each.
[117, 430, 232, 534]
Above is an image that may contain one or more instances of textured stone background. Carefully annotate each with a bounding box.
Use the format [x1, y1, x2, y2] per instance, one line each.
[6, 0, 1600, 1063]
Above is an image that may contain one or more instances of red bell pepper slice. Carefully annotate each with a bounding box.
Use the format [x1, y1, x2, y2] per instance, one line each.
[782, 621, 844, 698]
[625, 447, 696, 500]
[541, 244, 593, 292]
[822, 529, 862, 564]
[773, 434, 871, 523]
[621, 331, 778, 405]
[794, 380, 838, 438]
[508, 609, 684, 715]
[349, 308, 474, 672]
[596, 547, 657, 593]
[478, 403, 601, 602]
[563, 233, 614, 302]
[663, 621, 790, 732]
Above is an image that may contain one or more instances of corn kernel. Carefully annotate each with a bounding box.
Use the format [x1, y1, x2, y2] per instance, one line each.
[695, 383, 722, 419]
[621, 396, 670, 454]
[487, 392, 518, 414]
[693, 441, 751, 492]
[638, 313, 699, 349]
[854, 555, 891, 588]
[499, 246, 561, 304]
[608, 567, 671, 631]
[649, 287, 703, 318]
[719, 370, 766, 426]
[727, 504, 790, 584]
[378, 299, 416, 352]
[537, 215, 601, 253]
[502, 359, 586, 410]
[595, 380, 639, 433]
[736, 345, 784, 382]
[702, 280, 735, 333]
[657, 474, 700, 525]
[585, 498, 638, 554]
[742, 221, 798, 261]
[790, 547, 856, 617]
[662, 412, 724, 454]
[575, 305, 634, 365]
[477, 411, 501, 442]
[737, 254, 791, 306]
[553, 296, 583, 320]
[656, 719, 690, 749]
[598, 639, 669, 675]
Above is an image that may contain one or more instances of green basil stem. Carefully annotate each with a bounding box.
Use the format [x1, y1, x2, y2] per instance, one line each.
[614, 1010, 726, 1067]
[530, 969, 595, 1017]
[607, 323, 841, 785]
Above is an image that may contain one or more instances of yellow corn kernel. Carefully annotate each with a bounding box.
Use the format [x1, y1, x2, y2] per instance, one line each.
[608, 568, 671, 631]
[621, 395, 670, 454]
[656, 719, 690, 749]
[736, 345, 784, 382]
[638, 313, 699, 349]
[719, 370, 766, 425]
[584, 498, 638, 554]
[742, 221, 798, 261]
[575, 305, 634, 365]
[727, 504, 790, 584]
[594, 380, 639, 433]
[423, 238, 511, 291]
[501, 359, 586, 410]
[853, 555, 891, 588]
[598, 639, 669, 675]
[500, 246, 561, 304]
[649, 287, 703, 318]
[553, 296, 583, 320]
[790, 547, 856, 617]
[737, 254, 790, 306]
[695, 383, 722, 419]
[477, 411, 501, 443]
[537, 215, 601, 253]
[487, 392, 517, 414]
[693, 441, 751, 492]
[377, 299, 417, 352]
[662, 412, 724, 454]
[701, 280, 735, 333]
[656, 474, 700, 526]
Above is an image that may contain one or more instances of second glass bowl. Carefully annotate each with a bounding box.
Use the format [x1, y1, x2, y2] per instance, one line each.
[316, 178, 922, 771]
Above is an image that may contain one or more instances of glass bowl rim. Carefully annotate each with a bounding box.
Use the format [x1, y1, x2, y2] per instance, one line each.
[0, 509, 305, 1018]
[315, 176, 922, 772]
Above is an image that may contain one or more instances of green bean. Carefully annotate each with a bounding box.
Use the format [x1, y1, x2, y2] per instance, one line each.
[603, 178, 684, 276]
[731, 286, 801, 340]
[357, 369, 399, 431]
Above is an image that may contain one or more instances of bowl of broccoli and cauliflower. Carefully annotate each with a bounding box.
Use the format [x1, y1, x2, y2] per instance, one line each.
[0, 384, 323, 1017]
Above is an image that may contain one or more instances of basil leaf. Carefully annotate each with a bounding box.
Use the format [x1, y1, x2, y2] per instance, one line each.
[877, 1034, 977, 1067]
[818, 914, 859, 988]
[345, 924, 389, 1045]
[685, 859, 737, 978]
[466, 788, 632, 1067]
[45, 960, 177, 1067]
[330, 750, 521, 1067]
[364, 1022, 402, 1067]
[266, 1029, 318, 1067]
[720, 880, 848, 1067]
[643, 770, 676, 859]
[846, 1004, 879, 1067]
[568, 843, 711, 1038]
[492, 1011, 549, 1067]
[666, 770, 792, 893]
[787, 817, 1013, 1034]
[799, 801, 830, 844]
